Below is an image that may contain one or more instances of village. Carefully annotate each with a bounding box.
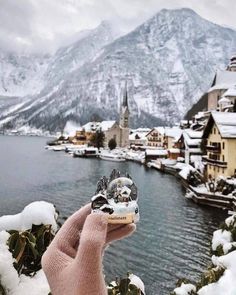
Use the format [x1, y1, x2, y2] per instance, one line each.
[45, 55, 236, 212]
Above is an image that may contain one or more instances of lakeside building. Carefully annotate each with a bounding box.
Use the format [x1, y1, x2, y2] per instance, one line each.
[129, 128, 150, 147]
[202, 112, 236, 179]
[145, 126, 181, 148]
[145, 148, 168, 163]
[145, 126, 182, 159]
[146, 127, 165, 147]
[208, 55, 236, 111]
[177, 129, 203, 165]
[164, 127, 182, 150]
[72, 121, 118, 146]
[164, 127, 182, 160]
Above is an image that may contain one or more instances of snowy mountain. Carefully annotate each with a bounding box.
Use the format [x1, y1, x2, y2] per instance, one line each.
[0, 51, 50, 97]
[43, 21, 116, 88]
[1, 8, 236, 132]
[0, 21, 116, 130]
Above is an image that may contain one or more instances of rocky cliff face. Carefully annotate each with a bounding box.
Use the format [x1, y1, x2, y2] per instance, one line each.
[1, 8, 236, 132]
[0, 52, 50, 98]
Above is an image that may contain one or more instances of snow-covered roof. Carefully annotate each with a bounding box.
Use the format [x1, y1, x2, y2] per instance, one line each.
[82, 121, 116, 132]
[100, 121, 116, 131]
[194, 111, 210, 120]
[208, 70, 236, 92]
[165, 127, 182, 140]
[129, 132, 148, 141]
[133, 128, 151, 133]
[154, 127, 165, 135]
[219, 96, 231, 104]
[145, 149, 168, 156]
[146, 126, 165, 137]
[184, 129, 203, 139]
[212, 112, 236, 138]
[224, 85, 236, 97]
[183, 129, 202, 146]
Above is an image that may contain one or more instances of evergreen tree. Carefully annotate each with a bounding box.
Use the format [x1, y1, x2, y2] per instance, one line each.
[90, 129, 105, 149]
[108, 138, 117, 150]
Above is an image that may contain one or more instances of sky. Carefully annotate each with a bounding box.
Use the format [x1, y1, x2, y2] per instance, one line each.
[0, 0, 236, 54]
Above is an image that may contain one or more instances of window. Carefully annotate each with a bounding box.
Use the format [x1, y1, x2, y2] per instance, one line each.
[222, 155, 225, 162]
[223, 142, 225, 150]
[214, 128, 216, 134]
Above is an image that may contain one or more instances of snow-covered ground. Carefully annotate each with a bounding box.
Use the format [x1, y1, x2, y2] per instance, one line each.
[0, 201, 58, 233]
[0, 231, 50, 295]
[0, 201, 57, 295]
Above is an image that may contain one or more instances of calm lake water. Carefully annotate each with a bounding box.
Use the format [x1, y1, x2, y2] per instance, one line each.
[0, 135, 227, 295]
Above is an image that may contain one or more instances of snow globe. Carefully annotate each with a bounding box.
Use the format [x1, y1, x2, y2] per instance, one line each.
[91, 169, 139, 224]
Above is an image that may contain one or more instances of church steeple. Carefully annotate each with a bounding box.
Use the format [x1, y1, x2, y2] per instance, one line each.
[120, 82, 130, 128]
[122, 82, 129, 108]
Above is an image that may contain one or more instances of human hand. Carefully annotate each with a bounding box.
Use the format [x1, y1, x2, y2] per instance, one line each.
[42, 204, 136, 295]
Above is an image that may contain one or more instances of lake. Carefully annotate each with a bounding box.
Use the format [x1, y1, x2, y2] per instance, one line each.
[0, 135, 227, 294]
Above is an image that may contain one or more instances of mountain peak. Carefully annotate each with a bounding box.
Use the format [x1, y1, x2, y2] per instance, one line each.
[159, 7, 198, 16]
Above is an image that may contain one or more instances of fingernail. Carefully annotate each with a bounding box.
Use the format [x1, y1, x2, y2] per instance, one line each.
[92, 213, 108, 230]
[100, 214, 109, 227]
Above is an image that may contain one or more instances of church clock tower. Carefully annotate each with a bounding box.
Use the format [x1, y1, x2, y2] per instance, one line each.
[119, 84, 130, 147]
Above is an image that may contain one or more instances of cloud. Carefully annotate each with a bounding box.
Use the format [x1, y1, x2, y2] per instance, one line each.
[0, 0, 235, 54]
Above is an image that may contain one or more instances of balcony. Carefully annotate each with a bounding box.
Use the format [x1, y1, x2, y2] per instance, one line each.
[202, 155, 227, 168]
[147, 138, 162, 142]
[206, 144, 221, 153]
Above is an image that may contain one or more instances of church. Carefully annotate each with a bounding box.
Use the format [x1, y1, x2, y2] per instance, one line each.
[73, 85, 130, 148]
[105, 85, 130, 147]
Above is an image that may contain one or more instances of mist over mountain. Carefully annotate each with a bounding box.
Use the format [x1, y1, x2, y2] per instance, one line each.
[1, 8, 236, 132]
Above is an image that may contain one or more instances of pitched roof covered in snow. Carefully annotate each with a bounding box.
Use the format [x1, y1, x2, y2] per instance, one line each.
[224, 85, 236, 97]
[165, 127, 182, 141]
[129, 132, 148, 141]
[146, 127, 165, 137]
[208, 70, 236, 92]
[182, 129, 202, 147]
[82, 121, 116, 132]
[185, 129, 203, 139]
[203, 112, 236, 139]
